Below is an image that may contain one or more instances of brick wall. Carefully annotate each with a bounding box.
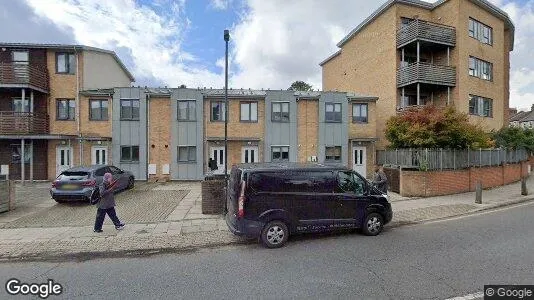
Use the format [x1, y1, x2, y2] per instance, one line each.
[297, 99, 319, 162]
[400, 162, 527, 197]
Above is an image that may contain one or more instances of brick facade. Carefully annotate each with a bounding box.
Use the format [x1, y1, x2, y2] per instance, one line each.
[297, 99, 319, 162]
[148, 97, 172, 181]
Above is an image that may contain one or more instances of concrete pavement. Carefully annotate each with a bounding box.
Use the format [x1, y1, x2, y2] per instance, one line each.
[0, 176, 533, 261]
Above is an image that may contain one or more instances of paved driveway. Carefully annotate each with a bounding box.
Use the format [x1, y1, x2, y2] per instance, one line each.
[0, 181, 210, 229]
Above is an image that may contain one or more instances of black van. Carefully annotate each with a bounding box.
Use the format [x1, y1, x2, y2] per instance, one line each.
[226, 163, 392, 248]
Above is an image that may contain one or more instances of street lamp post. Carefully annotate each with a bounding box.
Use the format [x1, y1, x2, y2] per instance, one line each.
[224, 29, 230, 185]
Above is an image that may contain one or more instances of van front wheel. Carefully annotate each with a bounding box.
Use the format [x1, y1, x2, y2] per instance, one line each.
[362, 213, 384, 236]
[261, 221, 289, 248]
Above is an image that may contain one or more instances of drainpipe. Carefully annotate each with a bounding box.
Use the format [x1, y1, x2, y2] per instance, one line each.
[74, 46, 82, 165]
[146, 92, 150, 181]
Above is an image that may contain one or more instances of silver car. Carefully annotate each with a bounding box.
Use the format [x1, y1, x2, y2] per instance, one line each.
[50, 165, 135, 203]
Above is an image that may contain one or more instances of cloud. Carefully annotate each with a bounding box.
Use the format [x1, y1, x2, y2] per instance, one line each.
[23, 0, 223, 88]
[230, 0, 382, 90]
[210, 0, 232, 10]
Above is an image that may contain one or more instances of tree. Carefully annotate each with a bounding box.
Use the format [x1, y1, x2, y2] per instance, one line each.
[288, 81, 313, 91]
[492, 127, 534, 154]
[179, 84, 187, 88]
[385, 105, 493, 149]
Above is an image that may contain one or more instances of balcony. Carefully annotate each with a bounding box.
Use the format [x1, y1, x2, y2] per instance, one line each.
[0, 111, 49, 135]
[0, 63, 49, 93]
[397, 19, 456, 48]
[397, 62, 456, 87]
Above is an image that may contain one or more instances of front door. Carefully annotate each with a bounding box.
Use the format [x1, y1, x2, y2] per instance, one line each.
[353, 146, 367, 178]
[56, 146, 73, 177]
[241, 146, 259, 163]
[91, 146, 108, 165]
[210, 147, 225, 175]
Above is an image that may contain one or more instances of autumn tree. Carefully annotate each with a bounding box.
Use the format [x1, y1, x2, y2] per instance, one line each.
[385, 105, 493, 149]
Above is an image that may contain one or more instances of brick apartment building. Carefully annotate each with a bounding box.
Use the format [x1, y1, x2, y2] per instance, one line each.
[320, 0, 515, 148]
[0, 43, 134, 181]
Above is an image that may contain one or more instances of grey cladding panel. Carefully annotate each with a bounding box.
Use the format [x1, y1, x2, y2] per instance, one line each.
[171, 89, 204, 180]
[265, 90, 297, 162]
[318, 92, 349, 165]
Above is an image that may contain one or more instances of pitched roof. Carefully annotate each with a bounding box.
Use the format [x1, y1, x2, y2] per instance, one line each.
[322, 0, 515, 66]
[518, 111, 534, 122]
[0, 43, 135, 82]
[509, 111, 528, 122]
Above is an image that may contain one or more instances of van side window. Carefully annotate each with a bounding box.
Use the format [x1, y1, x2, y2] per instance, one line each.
[249, 171, 334, 193]
[337, 171, 365, 195]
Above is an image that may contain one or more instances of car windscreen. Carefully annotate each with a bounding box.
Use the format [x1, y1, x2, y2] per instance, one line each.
[57, 172, 90, 181]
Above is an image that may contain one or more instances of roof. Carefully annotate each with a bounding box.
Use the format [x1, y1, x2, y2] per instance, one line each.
[518, 111, 534, 122]
[327, 0, 515, 60]
[0, 43, 135, 81]
[234, 162, 348, 172]
[318, 49, 342, 66]
[201, 88, 267, 98]
[509, 111, 529, 122]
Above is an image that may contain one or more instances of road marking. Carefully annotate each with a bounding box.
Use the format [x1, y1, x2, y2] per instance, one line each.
[444, 291, 484, 300]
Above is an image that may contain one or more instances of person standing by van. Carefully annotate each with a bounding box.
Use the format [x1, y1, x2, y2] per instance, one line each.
[372, 164, 388, 194]
[93, 172, 125, 233]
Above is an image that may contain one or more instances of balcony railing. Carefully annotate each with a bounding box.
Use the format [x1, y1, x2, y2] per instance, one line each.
[397, 19, 456, 48]
[397, 62, 456, 87]
[0, 63, 49, 92]
[0, 111, 49, 135]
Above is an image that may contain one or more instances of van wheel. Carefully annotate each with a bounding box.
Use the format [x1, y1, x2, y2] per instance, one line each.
[261, 221, 289, 248]
[362, 213, 384, 236]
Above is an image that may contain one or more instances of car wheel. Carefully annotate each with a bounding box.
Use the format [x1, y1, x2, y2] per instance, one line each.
[127, 177, 135, 189]
[261, 221, 289, 248]
[362, 213, 384, 236]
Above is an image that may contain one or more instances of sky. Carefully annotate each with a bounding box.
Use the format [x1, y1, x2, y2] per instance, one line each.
[0, 0, 532, 110]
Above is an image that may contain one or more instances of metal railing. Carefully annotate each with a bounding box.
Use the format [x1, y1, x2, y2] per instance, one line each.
[397, 19, 456, 48]
[377, 148, 529, 170]
[397, 62, 456, 87]
[0, 63, 49, 92]
[0, 111, 49, 135]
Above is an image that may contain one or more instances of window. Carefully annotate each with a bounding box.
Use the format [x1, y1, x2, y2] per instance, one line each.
[240, 102, 258, 122]
[249, 171, 335, 193]
[469, 56, 492, 81]
[12, 98, 30, 113]
[352, 103, 368, 123]
[90, 99, 109, 120]
[94, 167, 108, 177]
[178, 146, 196, 163]
[11, 144, 32, 163]
[12, 51, 29, 64]
[337, 171, 365, 195]
[325, 146, 342, 162]
[211, 101, 226, 122]
[56, 52, 76, 74]
[120, 146, 139, 162]
[272, 102, 290, 122]
[401, 17, 412, 29]
[469, 95, 493, 117]
[468, 18, 493, 45]
[325, 103, 342, 122]
[177, 100, 196, 121]
[272, 146, 289, 161]
[120, 99, 140, 120]
[109, 166, 122, 174]
[56, 99, 75, 120]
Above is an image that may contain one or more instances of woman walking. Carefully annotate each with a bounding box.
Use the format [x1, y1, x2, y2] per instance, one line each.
[94, 172, 125, 233]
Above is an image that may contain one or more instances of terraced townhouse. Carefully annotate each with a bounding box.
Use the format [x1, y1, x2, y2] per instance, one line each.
[0, 43, 134, 181]
[108, 87, 379, 181]
[320, 0, 515, 149]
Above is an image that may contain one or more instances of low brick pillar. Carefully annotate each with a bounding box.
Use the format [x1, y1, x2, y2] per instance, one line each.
[201, 175, 226, 214]
[0, 180, 15, 213]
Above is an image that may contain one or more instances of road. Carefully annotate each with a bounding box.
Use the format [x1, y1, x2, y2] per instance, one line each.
[1, 202, 534, 300]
